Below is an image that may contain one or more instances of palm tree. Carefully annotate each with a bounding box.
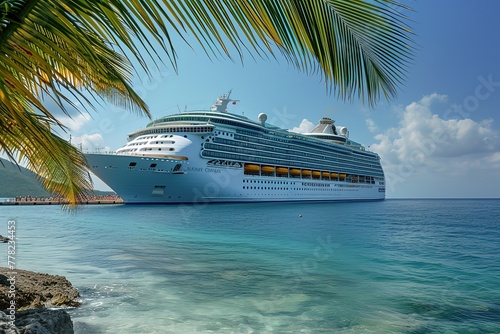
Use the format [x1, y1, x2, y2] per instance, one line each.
[0, 0, 412, 205]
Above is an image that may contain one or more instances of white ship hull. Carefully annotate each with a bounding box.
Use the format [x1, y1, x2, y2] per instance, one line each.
[86, 153, 385, 204]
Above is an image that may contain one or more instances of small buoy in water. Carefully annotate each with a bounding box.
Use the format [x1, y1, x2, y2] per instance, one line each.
[299, 214, 302, 218]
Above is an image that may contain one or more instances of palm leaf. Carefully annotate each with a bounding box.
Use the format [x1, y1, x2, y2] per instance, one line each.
[157, 0, 413, 105]
[0, 104, 92, 206]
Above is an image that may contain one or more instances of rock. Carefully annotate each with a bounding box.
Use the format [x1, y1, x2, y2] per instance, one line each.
[15, 309, 74, 334]
[0, 268, 79, 333]
[0, 268, 80, 311]
[0, 311, 20, 333]
[0, 309, 74, 334]
[0, 235, 10, 243]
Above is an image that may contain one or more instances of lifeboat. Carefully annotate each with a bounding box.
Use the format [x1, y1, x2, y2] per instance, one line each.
[312, 170, 321, 178]
[302, 169, 311, 177]
[276, 167, 288, 175]
[339, 173, 347, 180]
[290, 168, 301, 176]
[244, 164, 260, 173]
[321, 171, 330, 178]
[261, 165, 275, 173]
[330, 172, 339, 179]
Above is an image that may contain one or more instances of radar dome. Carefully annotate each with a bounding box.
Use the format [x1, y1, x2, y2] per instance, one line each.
[339, 127, 349, 138]
[258, 113, 268, 124]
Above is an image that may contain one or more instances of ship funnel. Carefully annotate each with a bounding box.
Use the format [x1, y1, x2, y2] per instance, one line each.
[311, 117, 337, 135]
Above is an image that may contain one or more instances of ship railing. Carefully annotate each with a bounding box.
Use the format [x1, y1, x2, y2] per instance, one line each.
[81, 149, 118, 155]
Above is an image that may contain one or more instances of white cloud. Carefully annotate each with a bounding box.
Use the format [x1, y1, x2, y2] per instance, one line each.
[365, 118, 378, 133]
[371, 94, 500, 196]
[72, 133, 111, 153]
[59, 113, 92, 132]
[290, 119, 315, 133]
[419, 92, 448, 107]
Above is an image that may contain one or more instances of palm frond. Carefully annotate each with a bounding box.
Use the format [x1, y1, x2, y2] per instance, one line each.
[0, 105, 92, 206]
[156, 0, 414, 105]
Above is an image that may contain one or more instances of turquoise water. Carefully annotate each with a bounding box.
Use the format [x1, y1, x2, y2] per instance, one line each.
[2, 199, 499, 333]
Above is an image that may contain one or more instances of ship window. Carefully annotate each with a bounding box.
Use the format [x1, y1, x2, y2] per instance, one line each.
[128, 162, 137, 170]
[150, 163, 157, 168]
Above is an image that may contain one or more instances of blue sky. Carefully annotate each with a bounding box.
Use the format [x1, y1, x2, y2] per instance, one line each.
[62, 1, 500, 198]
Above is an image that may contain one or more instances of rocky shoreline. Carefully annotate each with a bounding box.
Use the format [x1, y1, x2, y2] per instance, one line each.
[0, 268, 79, 334]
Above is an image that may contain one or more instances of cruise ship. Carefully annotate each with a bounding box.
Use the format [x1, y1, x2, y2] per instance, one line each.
[85, 91, 385, 203]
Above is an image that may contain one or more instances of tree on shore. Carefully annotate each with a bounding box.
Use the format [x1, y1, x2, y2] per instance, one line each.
[0, 0, 413, 205]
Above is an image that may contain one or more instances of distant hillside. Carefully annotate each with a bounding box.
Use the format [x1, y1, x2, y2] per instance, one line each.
[0, 158, 50, 198]
[0, 158, 115, 198]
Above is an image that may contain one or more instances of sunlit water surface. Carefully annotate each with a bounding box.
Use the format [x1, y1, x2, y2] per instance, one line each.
[3, 199, 499, 333]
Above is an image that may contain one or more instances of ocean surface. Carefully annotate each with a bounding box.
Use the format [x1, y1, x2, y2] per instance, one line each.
[1, 199, 499, 333]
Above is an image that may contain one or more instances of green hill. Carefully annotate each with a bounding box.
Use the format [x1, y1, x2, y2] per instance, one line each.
[0, 158, 50, 198]
[0, 158, 115, 198]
